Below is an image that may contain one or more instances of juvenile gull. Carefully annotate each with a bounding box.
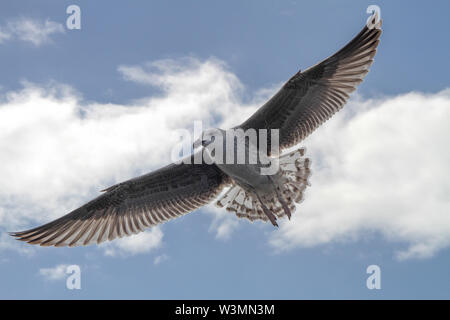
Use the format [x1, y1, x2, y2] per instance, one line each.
[11, 16, 382, 247]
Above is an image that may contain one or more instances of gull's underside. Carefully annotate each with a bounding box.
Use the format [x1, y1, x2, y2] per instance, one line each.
[10, 17, 382, 247]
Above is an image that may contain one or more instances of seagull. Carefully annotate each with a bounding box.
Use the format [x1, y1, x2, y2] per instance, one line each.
[10, 16, 382, 247]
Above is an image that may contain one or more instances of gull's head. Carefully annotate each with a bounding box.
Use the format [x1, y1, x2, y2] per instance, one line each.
[193, 128, 225, 149]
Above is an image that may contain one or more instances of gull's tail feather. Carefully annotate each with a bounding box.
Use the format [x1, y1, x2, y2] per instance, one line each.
[215, 148, 311, 223]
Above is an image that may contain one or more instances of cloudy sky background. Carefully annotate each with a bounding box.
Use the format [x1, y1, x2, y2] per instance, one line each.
[0, 0, 449, 299]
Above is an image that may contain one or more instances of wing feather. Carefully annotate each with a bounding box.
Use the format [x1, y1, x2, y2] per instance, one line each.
[11, 154, 229, 247]
[239, 18, 382, 150]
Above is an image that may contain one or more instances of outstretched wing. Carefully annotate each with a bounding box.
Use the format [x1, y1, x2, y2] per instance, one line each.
[11, 155, 229, 247]
[239, 18, 382, 150]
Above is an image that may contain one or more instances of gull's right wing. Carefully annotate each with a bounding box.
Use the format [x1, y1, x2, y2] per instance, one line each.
[10, 154, 230, 247]
[239, 16, 382, 151]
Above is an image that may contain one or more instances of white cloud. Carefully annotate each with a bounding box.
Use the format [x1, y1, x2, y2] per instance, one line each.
[206, 204, 240, 241]
[0, 17, 64, 46]
[0, 232, 36, 257]
[102, 227, 164, 257]
[154, 254, 169, 265]
[269, 89, 450, 260]
[0, 58, 265, 255]
[0, 29, 11, 43]
[1, 56, 449, 260]
[39, 264, 69, 281]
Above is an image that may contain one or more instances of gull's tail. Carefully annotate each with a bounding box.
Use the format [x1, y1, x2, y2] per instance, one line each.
[215, 148, 311, 224]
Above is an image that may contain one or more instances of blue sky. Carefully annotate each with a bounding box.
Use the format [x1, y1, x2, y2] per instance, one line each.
[0, 0, 449, 299]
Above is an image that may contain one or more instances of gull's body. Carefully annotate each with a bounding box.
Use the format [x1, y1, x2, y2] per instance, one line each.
[201, 131, 292, 225]
[11, 16, 382, 247]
